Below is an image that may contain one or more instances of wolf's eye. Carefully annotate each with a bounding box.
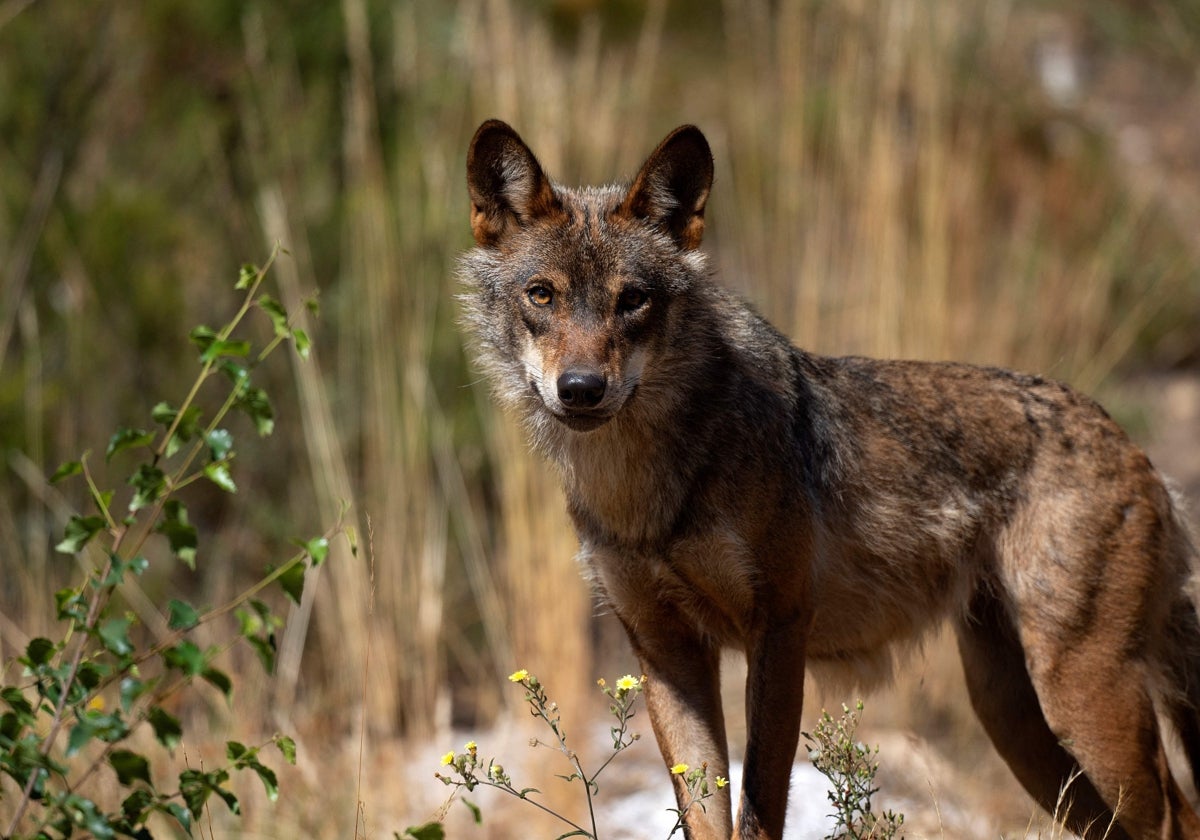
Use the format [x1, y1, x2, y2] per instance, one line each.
[617, 288, 648, 313]
[527, 285, 554, 307]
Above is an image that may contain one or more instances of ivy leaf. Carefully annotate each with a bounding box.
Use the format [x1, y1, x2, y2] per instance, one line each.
[200, 338, 251, 364]
[110, 750, 152, 786]
[292, 328, 311, 359]
[274, 734, 297, 765]
[106, 428, 155, 462]
[157, 500, 197, 569]
[148, 706, 182, 750]
[56, 515, 107, 554]
[98, 617, 134, 657]
[163, 641, 206, 676]
[203, 462, 237, 493]
[160, 802, 191, 833]
[205, 428, 233, 461]
[22, 637, 56, 667]
[258, 294, 289, 337]
[167, 599, 200, 630]
[202, 667, 232, 701]
[278, 561, 305, 605]
[120, 676, 152, 712]
[249, 762, 279, 802]
[152, 403, 202, 458]
[55, 588, 87, 623]
[50, 460, 83, 484]
[246, 635, 276, 674]
[127, 464, 166, 512]
[303, 536, 329, 566]
[236, 263, 258, 290]
[235, 386, 274, 437]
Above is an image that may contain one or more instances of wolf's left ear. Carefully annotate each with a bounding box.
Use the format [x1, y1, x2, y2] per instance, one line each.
[467, 120, 563, 248]
[619, 125, 713, 250]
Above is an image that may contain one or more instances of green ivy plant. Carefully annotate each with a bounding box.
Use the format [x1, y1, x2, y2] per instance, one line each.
[0, 248, 348, 839]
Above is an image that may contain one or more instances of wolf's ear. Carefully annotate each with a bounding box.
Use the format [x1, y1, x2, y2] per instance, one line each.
[466, 120, 562, 248]
[619, 125, 713, 250]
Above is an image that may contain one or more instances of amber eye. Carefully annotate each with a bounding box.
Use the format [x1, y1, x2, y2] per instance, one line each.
[617, 287, 648, 313]
[527, 285, 554, 307]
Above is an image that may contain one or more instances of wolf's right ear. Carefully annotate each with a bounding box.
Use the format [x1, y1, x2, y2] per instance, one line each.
[619, 125, 713, 250]
[466, 120, 562, 248]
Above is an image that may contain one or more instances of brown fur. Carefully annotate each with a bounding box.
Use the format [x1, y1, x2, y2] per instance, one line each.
[460, 119, 1200, 840]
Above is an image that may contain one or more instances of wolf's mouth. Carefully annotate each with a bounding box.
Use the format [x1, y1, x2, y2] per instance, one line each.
[553, 410, 613, 432]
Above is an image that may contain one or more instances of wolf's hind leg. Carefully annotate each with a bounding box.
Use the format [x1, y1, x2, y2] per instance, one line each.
[954, 589, 1130, 839]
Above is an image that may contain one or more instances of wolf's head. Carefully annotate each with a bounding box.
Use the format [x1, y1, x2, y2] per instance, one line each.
[459, 120, 714, 439]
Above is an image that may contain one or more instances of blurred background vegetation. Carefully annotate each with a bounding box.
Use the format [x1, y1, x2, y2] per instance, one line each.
[1, 0, 1198, 835]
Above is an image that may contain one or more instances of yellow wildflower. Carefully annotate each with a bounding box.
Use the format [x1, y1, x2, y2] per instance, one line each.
[440, 751, 455, 766]
[465, 740, 477, 751]
[86, 695, 105, 712]
[615, 674, 639, 691]
[670, 763, 689, 775]
[508, 669, 529, 682]
[716, 776, 728, 789]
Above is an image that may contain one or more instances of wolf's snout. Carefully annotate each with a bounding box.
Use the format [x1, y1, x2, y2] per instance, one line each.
[556, 370, 606, 409]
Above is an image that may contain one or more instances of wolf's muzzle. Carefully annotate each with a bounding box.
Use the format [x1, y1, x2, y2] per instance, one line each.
[556, 370, 606, 409]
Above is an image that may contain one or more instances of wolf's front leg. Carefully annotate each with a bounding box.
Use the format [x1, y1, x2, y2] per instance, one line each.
[623, 616, 733, 840]
[736, 620, 806, 840]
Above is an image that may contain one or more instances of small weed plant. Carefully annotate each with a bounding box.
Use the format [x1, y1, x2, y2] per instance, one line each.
[407, 670, 725, 840]
[0, 249, 346, 838]
[803, 701, 905, 840]
[410, 674, 905, 839]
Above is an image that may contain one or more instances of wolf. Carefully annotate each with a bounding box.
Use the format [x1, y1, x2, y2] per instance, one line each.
[459, 118, 1200, 840]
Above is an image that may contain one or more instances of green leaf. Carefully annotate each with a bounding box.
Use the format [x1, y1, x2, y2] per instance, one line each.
[24, 637, 57, 667]
[200, 338, 251, 364]
[68, 710, 129, 756]
[98, 617, 134, 657]
[246, 634, 276, 674]
[219, 360, 250, 390]
[167, 599, 200, 630]
[2, 686, 35, 719]
[163, 641, 205, 676]
[235, 386, 274, 436]
[160, 801, 191, 833]
[274, 734, 297, 765]
[188, 325, 218, 354]
[120, 676, 152, 712]
[103, 554, 150, 587]
[148, 706, 182, 750]
[203, 462, 237, 493]
[258, 294, 289, 336]
[402, 824, 447, 840]
[121, 788, 155, 822]
[106, 428, 155, 462]
[292, 327, 311, 359]
[50, 460, 83, 483]
[462, 798, 483, 824]
[56, 515, 107, 554]
[205, 428, 233, 461]
[236, 263, 258, 290]
[157, 500, 197, 569]
[303, 536, 329, 566]
[278, 561, 305, 605]
[55, 588, 87, 623]
[225, 741, 250, 763]
[250, 761, 279, 801]
[127, 464, 166, 512]
[110, 750, 152, 786]
[305, 296, 320, 316]
[202, 667, 232, 700]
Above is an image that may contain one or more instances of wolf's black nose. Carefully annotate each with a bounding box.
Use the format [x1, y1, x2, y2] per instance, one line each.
[557, 371, 606, 409]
